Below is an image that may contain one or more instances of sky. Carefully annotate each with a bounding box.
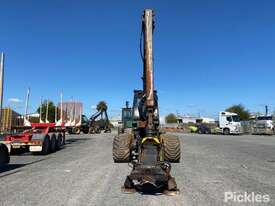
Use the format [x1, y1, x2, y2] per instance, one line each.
[1, 0, 275, 119]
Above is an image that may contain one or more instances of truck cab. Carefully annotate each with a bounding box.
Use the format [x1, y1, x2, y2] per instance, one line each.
[253, 116, 274, 135]
[219, 111, 242, 135]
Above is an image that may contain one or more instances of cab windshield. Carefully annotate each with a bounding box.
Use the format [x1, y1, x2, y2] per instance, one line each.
[122, 109, 132, 120]
[257, 116, 272, 121]
[232, 115, 240, 122]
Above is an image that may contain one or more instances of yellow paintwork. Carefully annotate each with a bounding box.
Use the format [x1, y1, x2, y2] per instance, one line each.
[141, 137, 160, 144]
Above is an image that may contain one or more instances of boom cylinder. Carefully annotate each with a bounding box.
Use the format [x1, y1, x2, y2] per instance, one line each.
[143, 9, 154, 108]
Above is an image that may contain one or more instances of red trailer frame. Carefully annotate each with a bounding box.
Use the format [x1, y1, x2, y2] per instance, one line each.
[0, 123, 66, 155]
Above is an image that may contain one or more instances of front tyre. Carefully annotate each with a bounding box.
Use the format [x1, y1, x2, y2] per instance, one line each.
[112, 134, 131, 163]
[163, 135, 181, 163]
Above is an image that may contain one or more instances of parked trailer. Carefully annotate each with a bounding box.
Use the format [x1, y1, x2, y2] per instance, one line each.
[0, 123, 66, 155]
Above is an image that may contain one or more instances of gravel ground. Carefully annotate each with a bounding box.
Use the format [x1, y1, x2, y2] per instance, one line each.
[0, 132, 275, 206]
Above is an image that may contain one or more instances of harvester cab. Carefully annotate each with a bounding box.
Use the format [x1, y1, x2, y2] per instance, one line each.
[118, 101, 133, 134]
[113, 9, 181, 195]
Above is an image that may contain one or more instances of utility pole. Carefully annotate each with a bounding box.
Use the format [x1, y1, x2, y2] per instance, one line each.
[265, 105, 268, 116]
[0, 53, 4, 132]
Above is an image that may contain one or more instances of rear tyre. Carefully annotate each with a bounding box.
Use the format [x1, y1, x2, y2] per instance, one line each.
[0, 144, 9, 164]
[62, 133, 66, 145]
[41, 135, 50, 155]
[113, 134, 131, 163]
[50, 134, 57, 153]
[163, 135, 181, 163]
[56, 133, 63, 150]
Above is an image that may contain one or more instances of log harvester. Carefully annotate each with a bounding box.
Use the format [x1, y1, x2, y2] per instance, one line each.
[112, 9, 181, 195]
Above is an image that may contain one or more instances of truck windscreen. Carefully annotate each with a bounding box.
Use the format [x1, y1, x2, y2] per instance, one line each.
[257, 116, 272, 120]
[232, 115, 240, 122]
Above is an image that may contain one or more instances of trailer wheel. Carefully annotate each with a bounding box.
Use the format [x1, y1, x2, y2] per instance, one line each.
[62, 133, 66, 145]
[41, 135, 50, 155]
[50, 134, 57, 153]
[113, 134, 131, 163]
[163, 135, 181, 163]
[0, 143, 10, 165]
[56, 133, 63, 150]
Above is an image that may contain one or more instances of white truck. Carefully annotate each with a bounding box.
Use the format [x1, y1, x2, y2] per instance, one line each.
[218, 111, 242, 135]
[253, 116, 274, 135]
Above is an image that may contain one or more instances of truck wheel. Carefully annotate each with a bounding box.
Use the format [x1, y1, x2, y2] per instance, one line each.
[41, 135, 50, 155]
[0, 144, 10, 164]
[113, 134, 131, 163]
[223, 128, 230, 135]
[163, 135, 181, 163]
[50, 134, 57, 153]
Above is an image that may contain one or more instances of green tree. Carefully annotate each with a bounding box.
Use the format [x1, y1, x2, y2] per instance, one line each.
[97, 101, 108, 111]
[226, 104, 250, 121]
[36, 100, 57, 123]
[165, 113, 177, 123]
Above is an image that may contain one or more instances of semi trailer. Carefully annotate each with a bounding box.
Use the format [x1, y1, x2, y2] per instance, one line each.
[0, 122, 66, 155]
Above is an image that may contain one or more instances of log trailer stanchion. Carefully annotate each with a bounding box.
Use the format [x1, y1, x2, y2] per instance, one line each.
[113, 9, 181, 195]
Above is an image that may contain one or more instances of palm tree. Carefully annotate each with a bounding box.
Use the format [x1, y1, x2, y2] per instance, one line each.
[96, 101, 108, 111]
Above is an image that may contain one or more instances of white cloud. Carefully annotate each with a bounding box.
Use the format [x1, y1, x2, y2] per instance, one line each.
[91, 105, 97, 109]
[8, 98, 22, 103]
